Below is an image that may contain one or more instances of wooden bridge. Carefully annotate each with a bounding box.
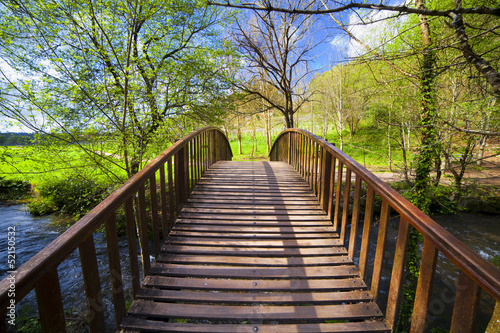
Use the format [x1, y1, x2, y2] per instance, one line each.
[1, 127, 499, 332]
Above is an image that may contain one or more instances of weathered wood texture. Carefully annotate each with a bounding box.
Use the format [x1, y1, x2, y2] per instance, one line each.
[0, 127, 232, 333]
[270, 129, 500, 333]
[122, 161, 390, 332]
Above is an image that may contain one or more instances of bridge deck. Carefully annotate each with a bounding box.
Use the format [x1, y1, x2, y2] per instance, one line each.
[121, 161, 390, 332]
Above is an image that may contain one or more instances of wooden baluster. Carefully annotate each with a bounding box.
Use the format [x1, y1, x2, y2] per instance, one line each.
[79, 235, 105, 332]
[333, 161, 343, 231]
[348, 175, 362, 258]
[167, 158, 176, 231]
[317, 145, 323, 197]
[124, 197, 140, 296]
[138, 183, 151, 273]
[183, 142, 189, 201]
[159, 165, 169, 239]
[190, 141, 194, 190]
[287, 132, 291, 164]
[306, 138, 314, 184]
[193, 136, 198, 184]
[35, 268, 66, 333]
[372, 199, 390, 302]
[105, 214, 126, 327]
[320, 149, 330, 212]
[386, 217, 411, 328]
[149, 174, 161, 257]
[175, 149, 186, 210]
[301, 135, 306, 177]
[311, 142, 319, 195]
[450, 271, 481, 333]
[411, 238, 438, 333]
[340, 167, 352, 244]
[203, 132, 206, 171]
[328, 156, 336, 221]
[359, 186, 375, 280]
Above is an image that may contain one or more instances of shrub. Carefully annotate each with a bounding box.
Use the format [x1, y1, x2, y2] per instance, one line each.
[28, 175, 110, 219]
[0, 177, 31, 201]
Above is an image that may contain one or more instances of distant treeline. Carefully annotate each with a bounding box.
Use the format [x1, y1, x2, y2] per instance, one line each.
[0, 133, 35, 146]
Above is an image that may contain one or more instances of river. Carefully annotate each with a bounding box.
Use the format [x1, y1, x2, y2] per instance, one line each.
[0, 204, 498, 331]
[0, 204, 134, 331]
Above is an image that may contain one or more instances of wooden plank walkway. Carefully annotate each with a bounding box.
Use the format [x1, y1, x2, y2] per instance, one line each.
[121, 161, 390, 332]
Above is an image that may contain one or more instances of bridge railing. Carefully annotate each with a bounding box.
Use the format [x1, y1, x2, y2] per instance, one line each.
[0, 127, 232, 332]
[270, 128, 500, 332]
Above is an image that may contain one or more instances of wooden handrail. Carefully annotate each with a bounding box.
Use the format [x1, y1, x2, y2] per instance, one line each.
[0, 127, 232, 332]
[270, 128, 500, 332]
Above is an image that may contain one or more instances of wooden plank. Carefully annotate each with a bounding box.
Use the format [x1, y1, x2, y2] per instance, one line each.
[127, 301, 383, 321]
[161, 245, 348, 257]
[135, 289, 373, 304]
[142, 275, 367, 291]
[166, 237, 341, 247]
[183, 203, 323, 210]
[148, 263, 359, 279]
[121, 318, 390, 333]
[156, 254, 352, 266]
[180, 207, 325, 215]
[173, 218, 335, 226]
[177, 214, 331, 221]
[168, 230, 338, 239]
[172, 225, 336, 233]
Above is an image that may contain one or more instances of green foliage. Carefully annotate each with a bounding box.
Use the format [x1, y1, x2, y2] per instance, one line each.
[28, 175, 111, 220]
[493, 255, 500, 268]
[0, 177, 30, 201]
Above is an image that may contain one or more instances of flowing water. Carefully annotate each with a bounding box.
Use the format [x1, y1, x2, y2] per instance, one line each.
[0, 204, 498, 331]
[0, 204, 135, 331]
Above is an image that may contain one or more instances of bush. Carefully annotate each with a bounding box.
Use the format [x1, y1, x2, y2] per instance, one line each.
[28, 175, 110, 219]
[0, 177, 31, 201]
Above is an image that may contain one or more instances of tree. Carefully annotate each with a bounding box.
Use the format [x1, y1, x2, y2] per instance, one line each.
[231, 0, 323, 128]
[0, 0, 237, 181]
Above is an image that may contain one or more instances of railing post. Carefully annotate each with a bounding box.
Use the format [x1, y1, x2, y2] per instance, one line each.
[450, 271, 481, 333]
[79, 235, 106, 332]
[320, 150, 332, 214]
[386, 217, 411, 329]
[168, 158, 176, 230]
[124, 197, 140, 297]
[149, 175, 161, 257]
[159, 165, 169, 239]
[372, 199, 390, 302]
[411, 238, 438, 333]
[138, 183, 151, 273]
[35, 268, 66, 333]
[340, 168, 352, 243]
[105, 214, 126, 328]
[348, 175, 362, 258]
